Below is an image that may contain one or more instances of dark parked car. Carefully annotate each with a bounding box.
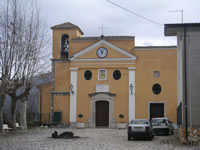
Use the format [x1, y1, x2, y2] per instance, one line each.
[151, 118, 174, 135]
[128, 119, 154, 140]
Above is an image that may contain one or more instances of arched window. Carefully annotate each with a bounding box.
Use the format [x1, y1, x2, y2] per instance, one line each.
[61, 34, 69, 58]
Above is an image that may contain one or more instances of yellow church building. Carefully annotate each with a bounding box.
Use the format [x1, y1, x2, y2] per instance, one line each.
[39, 22, 177, 128]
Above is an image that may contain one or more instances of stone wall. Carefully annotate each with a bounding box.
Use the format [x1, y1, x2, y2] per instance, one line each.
[178, 127, 200, 146]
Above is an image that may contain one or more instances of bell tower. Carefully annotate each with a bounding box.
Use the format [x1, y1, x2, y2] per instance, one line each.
[51, 22, 84, 59]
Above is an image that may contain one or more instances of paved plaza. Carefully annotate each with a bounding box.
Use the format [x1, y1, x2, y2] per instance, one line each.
[0, 128, 199, 150]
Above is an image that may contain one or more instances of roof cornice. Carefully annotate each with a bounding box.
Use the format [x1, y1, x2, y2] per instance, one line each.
[72, 36, 135, 41]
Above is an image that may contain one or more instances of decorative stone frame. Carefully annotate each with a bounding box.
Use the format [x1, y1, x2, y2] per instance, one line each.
[88, 92, 116, 128]
[98, 69, 107, 80]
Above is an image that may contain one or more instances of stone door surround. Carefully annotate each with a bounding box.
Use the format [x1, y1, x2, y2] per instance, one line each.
[88, 92, 116, 128]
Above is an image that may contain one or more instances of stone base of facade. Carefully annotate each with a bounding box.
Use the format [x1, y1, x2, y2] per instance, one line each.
[69, 122, 123, 129]
[178, 127, 200, 145]
[69, 122, 76, 128]
[50, 123, 70, 128]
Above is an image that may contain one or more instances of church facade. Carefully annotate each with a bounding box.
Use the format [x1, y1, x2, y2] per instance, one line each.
[39, 22, 177, 128]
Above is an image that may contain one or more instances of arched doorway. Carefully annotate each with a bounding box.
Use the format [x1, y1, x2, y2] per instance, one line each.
[88, 92, 116, 128]
[95, 101, 109, 127]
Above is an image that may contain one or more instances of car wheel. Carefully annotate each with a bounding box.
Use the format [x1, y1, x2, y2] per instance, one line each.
[165, 131, 169, 136]
[128, 135, 131, 141]
[171, 130, 174, 135]
[149, 136, 153, 141]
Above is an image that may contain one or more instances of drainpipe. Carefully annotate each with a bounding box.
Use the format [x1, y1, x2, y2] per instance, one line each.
[183, 26, 188, 142]
[188, 38, 193, 145]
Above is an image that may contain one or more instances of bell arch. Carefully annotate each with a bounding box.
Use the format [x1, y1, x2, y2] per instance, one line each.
[61, 34, 69, 58]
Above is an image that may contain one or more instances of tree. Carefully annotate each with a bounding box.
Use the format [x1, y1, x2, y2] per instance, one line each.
[0, 0, 47, 132]
[0, 68, 10, 132]
[7, 78, 24, 130]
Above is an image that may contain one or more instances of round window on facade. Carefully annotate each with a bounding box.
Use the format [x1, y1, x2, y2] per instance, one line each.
[113, 70, 121, 80]
[152, 83, 161, 95]
[84, 70, 92, 80]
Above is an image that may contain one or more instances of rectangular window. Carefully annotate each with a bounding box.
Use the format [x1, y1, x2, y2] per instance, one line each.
[98, 69, 107, 80]
[154, 71, 160, 78]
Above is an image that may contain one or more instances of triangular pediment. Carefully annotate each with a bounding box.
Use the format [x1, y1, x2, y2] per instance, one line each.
[71, 40, 137, 61]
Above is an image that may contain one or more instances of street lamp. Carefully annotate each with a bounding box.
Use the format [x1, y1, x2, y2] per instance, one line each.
[129, 83, 133, 95]
[70, 83, 74, 95]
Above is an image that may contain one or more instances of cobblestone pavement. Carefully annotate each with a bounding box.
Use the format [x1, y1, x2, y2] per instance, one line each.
[0, 128, 200, 150]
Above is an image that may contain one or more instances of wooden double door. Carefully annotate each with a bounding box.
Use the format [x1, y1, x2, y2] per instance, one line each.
[95, 101, 109, 127]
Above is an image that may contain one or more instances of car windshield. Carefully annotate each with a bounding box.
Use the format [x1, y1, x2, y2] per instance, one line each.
[151, 119, 165, 123]
[130, 120, 148, 124]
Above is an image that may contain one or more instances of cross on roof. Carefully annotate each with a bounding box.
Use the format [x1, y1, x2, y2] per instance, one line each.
[100, 24, 106, 35]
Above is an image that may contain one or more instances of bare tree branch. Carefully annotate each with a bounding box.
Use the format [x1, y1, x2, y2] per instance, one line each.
[0, 0, 48, 131]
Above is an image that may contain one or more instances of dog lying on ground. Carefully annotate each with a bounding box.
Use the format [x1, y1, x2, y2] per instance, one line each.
[52, 131, 80, 139]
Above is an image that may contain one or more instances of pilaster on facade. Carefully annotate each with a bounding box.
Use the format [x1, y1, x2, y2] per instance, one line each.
[128, 67, 136, 122]
[69, 67, 78, 126]
[50, 61, 55, 125]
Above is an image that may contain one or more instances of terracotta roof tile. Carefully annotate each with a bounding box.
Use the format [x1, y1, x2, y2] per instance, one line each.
[135, 46, 177, 50]
[51, 22, 84, 34]
[135, 46, 176, 48]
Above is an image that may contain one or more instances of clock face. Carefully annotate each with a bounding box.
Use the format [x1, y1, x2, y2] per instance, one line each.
[97, 47, 108, 58]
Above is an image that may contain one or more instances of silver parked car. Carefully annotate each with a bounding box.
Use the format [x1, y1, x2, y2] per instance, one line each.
[151, 118, 174, 135]
[128, 119, 154, 140]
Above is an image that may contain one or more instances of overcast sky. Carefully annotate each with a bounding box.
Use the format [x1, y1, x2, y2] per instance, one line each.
[38, 0, 200, 46]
